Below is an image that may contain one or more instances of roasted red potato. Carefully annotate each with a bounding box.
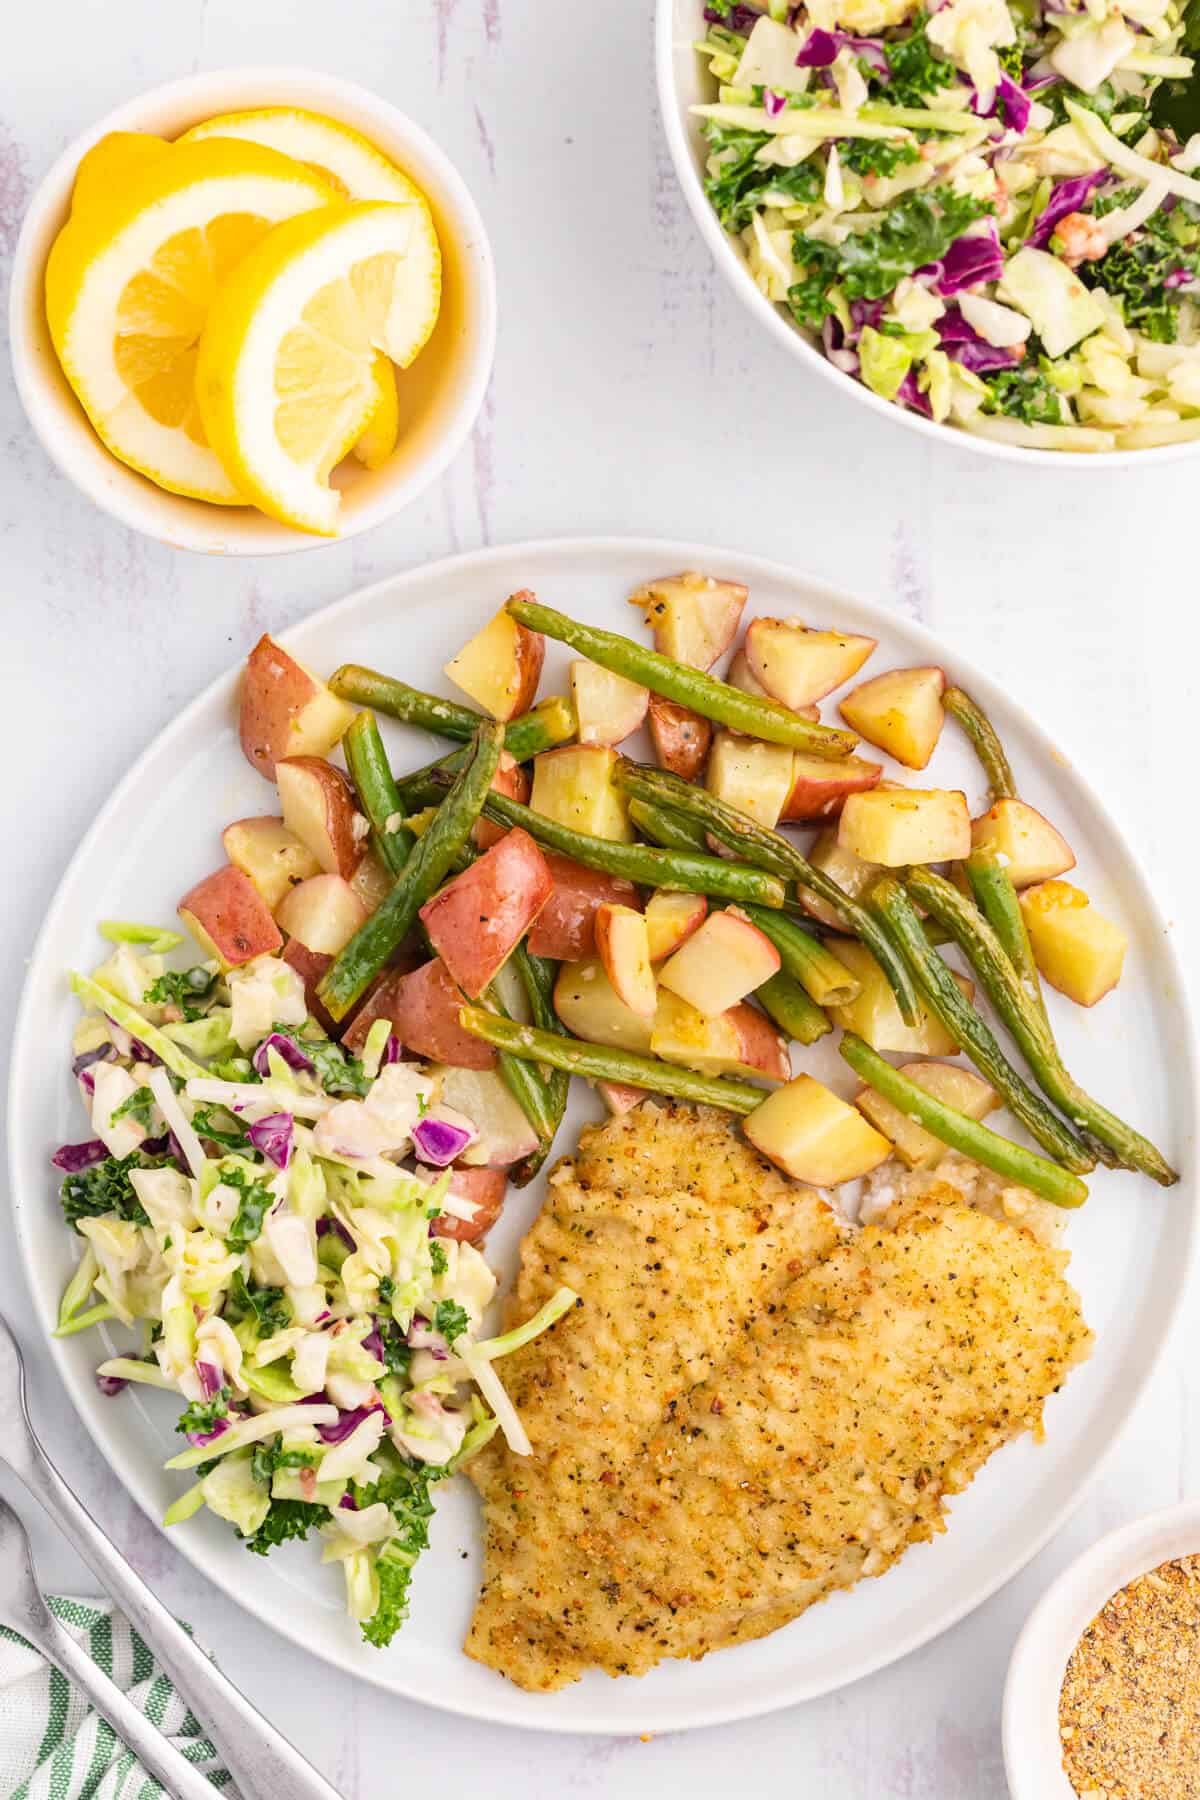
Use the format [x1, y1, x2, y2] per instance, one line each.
[780, 752, 883, 822]
[443, 595, 545, 721]
[276, 757, 365, 879]
[222, 816, 321, 910]
[527, 851, 641, 962]
[239, 635, 355, 778]
[418, 826, 553, 998]
[628, 572, 747, 669]
[282, 939, 336, 1033]
[430, 1166, 508, 1242]
[179, 865, 282, 968]
[384, 958, 498, 1068]
[276, 874, 368, 955]
[647, 694, 713, 780]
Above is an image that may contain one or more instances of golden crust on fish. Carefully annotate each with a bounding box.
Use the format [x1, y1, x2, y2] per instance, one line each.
[465, 1103, 840, 1688]
[466, 1117, 1092, 1691]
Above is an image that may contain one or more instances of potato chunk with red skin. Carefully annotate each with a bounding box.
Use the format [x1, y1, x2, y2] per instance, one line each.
[282, 940, 337, 1032]
[419, 827, 553, 999]
[383, 957, 499, 1068]
[971, 799, 1076, 889]
[527, 852, 641, 962]
[444, 596, 545, 722]
[276, 756, 365, 879]
[628, 571, 747, 669]
[647, 694, 712, 780]
[239, 635, 355, 778]
[337, 956, 423, 1054]
[179, 865, 282, 968]
[430, 1166, 508, 1242]
[839, 667, 946, 770]
[222, 816, 321, 910]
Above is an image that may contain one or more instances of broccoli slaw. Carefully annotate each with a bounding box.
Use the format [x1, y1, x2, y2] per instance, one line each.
[696, 0, 1200, 450]
[52, 921, 574, 1649]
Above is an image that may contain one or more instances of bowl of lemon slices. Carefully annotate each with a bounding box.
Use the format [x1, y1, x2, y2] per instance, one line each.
[10, 68, 496, 552]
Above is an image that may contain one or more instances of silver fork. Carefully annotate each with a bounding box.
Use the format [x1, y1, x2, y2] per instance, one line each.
[0, 1494, 220, 1800]
[0, 1313, 345, 1800]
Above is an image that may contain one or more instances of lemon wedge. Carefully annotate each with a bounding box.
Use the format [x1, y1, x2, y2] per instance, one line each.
[196, 201, 440, 534]
[46, 137, 337, 503]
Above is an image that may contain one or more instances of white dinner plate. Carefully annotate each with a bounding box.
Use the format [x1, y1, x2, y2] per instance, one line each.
[9, 537, 1197, 1734]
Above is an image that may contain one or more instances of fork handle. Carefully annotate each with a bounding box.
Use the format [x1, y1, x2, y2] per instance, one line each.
[20, 1439, 344, 1800]
[24, 1609, 220, 1800]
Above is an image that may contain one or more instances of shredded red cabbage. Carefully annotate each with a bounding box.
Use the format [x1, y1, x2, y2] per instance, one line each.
[52, 1139, 110, 1173]
[196, 1360, 223, 1398]
[896, 367, 934, 415]
[411, 1115, 473, 1167]
[316, 1218, 355, 1249]
[971, 72, 1031, 133]
[186, 1416, 233, 1448]
[795, 26, 890, 74]
[246, 1111, 294, 1169]
[252, 1032, 314, 1077]
[1028, 170, 1110, 249]
[938, 308, 1020, 372]
[317, 1402, 389, 1445]
[703, 1, 763, 29]
[921, 222, 1005, 296]
[96, 1372, 128, 1398]
[382, 1033, 403, 1066]
[764, 87, 787, 117]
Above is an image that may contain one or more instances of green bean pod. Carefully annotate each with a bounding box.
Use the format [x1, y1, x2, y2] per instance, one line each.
[505, 595, 858, 757]
[343, 710, 415, 872]
[317, 722, 504, 1020]
[735, 903, 860, 1008]
[430, 776, 790, 908]
[626, 797, 710, 853]
[916, 860, 1177, 1187]
[839, 1034, 1088, 1208]
[613, 760, 920, 1025]
[866, 878, 1095, 1173]
[754, 972, 831, 1046]
[943, 687, 1016, 802]
[458, 1009, 767, 1113]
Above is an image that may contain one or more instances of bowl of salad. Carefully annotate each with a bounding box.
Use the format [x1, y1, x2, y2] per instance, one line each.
[657, 0, 1200, 459]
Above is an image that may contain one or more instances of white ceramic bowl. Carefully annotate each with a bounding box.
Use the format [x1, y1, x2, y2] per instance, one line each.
[655, 0, 1200, 469]
[9, 67, 496, 555]
[1003, 1498, 1200, 1797]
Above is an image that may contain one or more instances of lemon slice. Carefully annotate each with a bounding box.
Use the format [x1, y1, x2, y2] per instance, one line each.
[352, 353, 400, 469]
[196, 202, 438, 534]
[179, 108, 441, 366]
[45, 137, 337, 503]
[70, 132, 173, 216]
[180, 106, 426, 202]
[182, 110, 440, 477]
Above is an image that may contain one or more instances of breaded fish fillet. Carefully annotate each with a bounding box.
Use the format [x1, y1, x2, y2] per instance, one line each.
[467, 1111, 1092, 1691]
[466, 1103, 841, 1689]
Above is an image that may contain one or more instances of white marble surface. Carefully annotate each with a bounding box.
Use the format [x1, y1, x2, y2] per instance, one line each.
[1, 3, 1198, 1794]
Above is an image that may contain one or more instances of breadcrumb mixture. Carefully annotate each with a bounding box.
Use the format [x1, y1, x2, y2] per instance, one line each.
[1059, 1556, 1200, 1799]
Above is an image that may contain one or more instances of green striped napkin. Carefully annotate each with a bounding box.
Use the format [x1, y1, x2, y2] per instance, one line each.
[0, 1597, 236, 1798]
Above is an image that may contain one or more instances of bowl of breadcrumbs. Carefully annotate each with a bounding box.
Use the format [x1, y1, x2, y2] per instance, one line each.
[1004, 1501, 1200, 1800]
